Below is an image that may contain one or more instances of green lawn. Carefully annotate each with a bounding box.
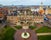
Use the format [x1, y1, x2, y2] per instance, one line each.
[36, 26, 51, 33]
[38, 35, 51, 40]
[0, 26, 16, 40]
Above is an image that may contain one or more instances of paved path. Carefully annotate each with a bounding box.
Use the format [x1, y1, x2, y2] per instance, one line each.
[43, 21, 51, 28]
[37, 33, 51, 36]
[14, 29, 38, 40]
[0, 23, 6, 30]
[10, 26, 17, 30]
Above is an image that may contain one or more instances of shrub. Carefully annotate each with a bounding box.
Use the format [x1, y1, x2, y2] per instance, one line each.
[15, 25, 22, 29]
[29, 25, 36, 30]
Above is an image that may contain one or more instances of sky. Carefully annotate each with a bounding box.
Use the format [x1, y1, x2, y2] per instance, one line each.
[0, 0, 51, 5]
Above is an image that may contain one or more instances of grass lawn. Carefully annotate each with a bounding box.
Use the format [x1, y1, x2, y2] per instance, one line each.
[36, 26, 51, 33]
[2, 26, 16, 40]
[38, 35, 51, 40]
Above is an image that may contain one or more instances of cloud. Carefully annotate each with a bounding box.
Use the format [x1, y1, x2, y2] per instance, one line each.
[0, 0, 51, 5]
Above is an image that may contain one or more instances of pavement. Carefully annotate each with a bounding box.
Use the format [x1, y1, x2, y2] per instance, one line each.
[14, 29, 38, 40]
[37, 33, 51, 36]
[0, 23, 6, 30]
[43, 21, 51, 27]
[10, 26, 17, 30]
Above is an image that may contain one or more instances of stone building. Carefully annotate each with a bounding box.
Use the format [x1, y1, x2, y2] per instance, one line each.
[47, 8, 51, 14]
[33, 16, 44, 23]
[7, 16, 19, 26]
[0, 7, 7, 23]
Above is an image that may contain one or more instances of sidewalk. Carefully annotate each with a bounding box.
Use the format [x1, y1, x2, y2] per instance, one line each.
[37, 33, 51, 36]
